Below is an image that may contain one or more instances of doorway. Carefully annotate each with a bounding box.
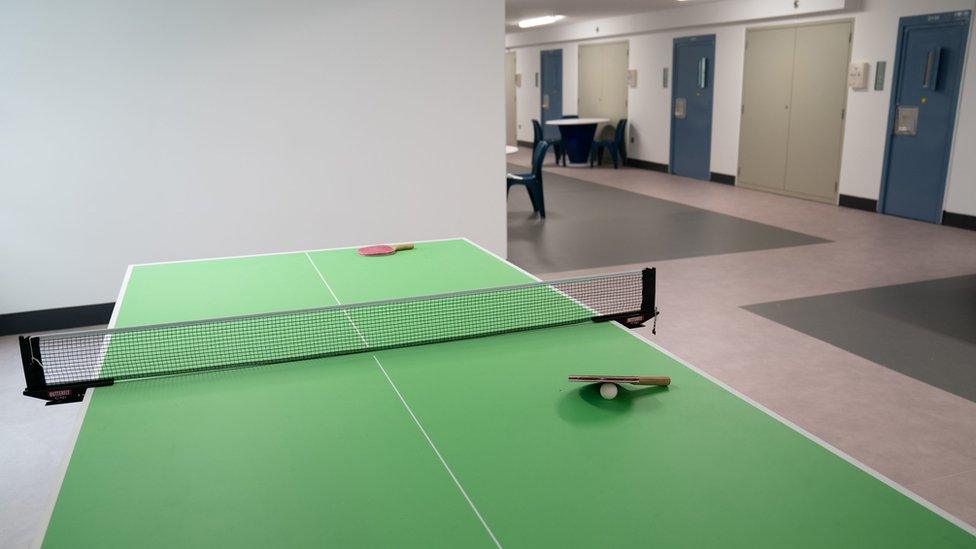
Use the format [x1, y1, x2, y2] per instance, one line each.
[880, 11, 971, 223]
[737, 20, 852, 203]
[670, 35, 715, 181]
[540, 49, 563, 142]
[579, 41, 629, 140]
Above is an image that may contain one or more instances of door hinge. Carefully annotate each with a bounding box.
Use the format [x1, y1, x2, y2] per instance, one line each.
[841, 108, 846, 119]
[741, 104, 745, 114]
[849, 32, 852, 43]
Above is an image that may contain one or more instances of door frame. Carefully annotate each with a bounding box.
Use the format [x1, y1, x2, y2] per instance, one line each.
[736, 18, 853, 202]
[505, 51, 517, 146]
[878, 11, 972, 222]
[669, 34, 716, 179]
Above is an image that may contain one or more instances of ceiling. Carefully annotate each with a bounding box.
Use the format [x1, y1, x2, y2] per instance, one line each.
[506, 0, 724, 33]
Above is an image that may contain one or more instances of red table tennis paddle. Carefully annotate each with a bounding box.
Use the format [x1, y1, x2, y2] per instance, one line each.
[357, 243, 414, 257]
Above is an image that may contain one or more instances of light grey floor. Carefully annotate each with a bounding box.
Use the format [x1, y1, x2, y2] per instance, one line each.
[507, 164, 828, 273]
[744, 275, 976, 403]
[0, 334, 85, 548]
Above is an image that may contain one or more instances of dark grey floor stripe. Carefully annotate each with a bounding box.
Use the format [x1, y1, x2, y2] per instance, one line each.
[507, 164, 829, 274]
[744, 274, 976, 403]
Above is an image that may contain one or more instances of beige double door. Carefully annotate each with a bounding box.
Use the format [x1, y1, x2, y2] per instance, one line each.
[738, 20, 852, 203]
[579, 41, 629, 138]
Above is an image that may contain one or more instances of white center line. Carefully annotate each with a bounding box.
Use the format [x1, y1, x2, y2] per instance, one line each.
[305, 253, 369, 347]
[371, 355, 502, 548]
[303, 252, 503, 548]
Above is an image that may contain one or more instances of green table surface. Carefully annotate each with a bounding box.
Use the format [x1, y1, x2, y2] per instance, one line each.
[42, 239, 975, 547]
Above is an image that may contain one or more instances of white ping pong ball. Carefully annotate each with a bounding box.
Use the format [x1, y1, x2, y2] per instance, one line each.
[600, 382, 618, 400]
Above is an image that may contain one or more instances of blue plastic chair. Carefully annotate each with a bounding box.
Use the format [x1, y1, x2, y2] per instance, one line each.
[562, 114, 580, 119]
[533, 119, 565, 166]
[589, 118, 628, 169]
[507, 141, 551, 218]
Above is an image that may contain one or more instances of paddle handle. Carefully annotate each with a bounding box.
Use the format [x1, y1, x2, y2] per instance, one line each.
[393, 243, 414, 251]
[632, 376, 671, 386]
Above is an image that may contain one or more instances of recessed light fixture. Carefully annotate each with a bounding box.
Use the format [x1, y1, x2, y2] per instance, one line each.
[518, 14, 565, 28]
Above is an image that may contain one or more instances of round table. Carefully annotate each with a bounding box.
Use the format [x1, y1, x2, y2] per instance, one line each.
[545, 118, 609, 165]
[506, 145, 518, 155]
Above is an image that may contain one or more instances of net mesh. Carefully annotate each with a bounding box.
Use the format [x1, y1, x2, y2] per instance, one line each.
[27, 271, 646, 388]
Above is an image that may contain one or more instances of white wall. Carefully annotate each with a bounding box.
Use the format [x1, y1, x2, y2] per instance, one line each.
[505, 0, 851, 49]
[946, 11, 976, 217]
[0, 0, 505, 315]
[510, 0, 976, 216]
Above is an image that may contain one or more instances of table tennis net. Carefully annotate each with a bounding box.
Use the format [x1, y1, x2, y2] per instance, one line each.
[22, 268, 656, 404]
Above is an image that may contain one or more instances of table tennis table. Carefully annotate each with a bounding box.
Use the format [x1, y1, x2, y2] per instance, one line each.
[29, 238, 974, 547]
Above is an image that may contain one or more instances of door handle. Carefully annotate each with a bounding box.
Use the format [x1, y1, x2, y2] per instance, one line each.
[698, 57, 708, 89]
[923, 47, 942, 89]
[542, 94, 550, 109]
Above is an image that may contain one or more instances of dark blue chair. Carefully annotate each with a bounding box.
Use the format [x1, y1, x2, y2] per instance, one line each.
[562, 114, 580, 119]
[533, 118, 565, 166]
[507, 141, 550, 218]
[589, 118, 627, 169]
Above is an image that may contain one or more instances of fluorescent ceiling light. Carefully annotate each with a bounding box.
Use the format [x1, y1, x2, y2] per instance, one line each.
[518, 15, 565, 28]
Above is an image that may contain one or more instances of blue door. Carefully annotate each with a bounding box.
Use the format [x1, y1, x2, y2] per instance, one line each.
[880, 11, 970, 223]
[670, 35, 715, 181]
[540, 49, 563, 142]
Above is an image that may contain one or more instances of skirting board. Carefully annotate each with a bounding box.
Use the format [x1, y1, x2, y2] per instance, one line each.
[624, 159, 735, 185]
[710, 172, 736, 185]
[943, 211, 976, 231]
[625, 158, 668, 173]
[838, 195, 974, 232]
[839, 194, 878, 212]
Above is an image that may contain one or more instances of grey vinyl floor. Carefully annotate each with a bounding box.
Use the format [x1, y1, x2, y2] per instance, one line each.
[507, 164, 828, 273]
[744, 274, 976, 403]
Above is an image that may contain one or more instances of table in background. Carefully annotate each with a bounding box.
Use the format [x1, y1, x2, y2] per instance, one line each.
[545, 117, 609, 165]
[38, 239, 974, 547]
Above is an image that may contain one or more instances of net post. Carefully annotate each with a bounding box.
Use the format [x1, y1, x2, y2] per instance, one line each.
[21, 336, 101, 405]
[641, 268, 659, 334]
[20, 336, 47, 395]
[640, 267, 656, 318]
